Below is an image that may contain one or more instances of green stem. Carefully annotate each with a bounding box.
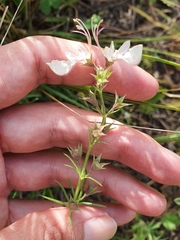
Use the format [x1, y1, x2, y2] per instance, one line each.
[73, 72, 109, 203]
[73, 88, 108, 202]
[98, 88, 106, 126]
[73, 141, 94, 201]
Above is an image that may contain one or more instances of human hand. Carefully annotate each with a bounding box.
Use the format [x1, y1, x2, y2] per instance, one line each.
[0, 36, 180, 240]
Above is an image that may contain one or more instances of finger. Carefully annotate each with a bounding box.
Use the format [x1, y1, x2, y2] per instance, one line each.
[0, 149, 8, 229]
[0, 206, 117, 240]
[4, 149, 166, 216]
[1, 103, 180, 185]
[0, 36, 158, 109]
[8, 199, 135, 226]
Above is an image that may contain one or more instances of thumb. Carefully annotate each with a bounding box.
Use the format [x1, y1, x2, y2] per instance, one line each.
[0, 206, 117, 240]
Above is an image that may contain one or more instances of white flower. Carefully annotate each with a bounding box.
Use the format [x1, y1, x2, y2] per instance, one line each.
[103, 40, 143, 65]
[47, 46, 89, 76]
[122, 44, 143, 65]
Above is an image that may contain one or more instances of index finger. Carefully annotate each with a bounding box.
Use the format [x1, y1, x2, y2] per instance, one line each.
[0, 36, 158, 109]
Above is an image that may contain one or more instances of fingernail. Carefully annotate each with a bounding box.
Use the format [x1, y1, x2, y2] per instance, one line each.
[84, 215, 117, 240]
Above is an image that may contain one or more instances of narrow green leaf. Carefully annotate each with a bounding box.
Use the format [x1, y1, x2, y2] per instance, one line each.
[67, 179, 75, 197]
[86, 176, 102, 186]
[79, 202, 106, 208]
[64, 153, 79, 170]
[54, 180, 70, 202]
[78, 190, 84, 200]
[64, 164, 76, 171]
[41, 195, 66, 205]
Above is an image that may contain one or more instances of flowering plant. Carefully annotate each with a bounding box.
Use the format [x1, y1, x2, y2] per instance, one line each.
[45, 18, 143, 223]
[47, 19, 142, 76]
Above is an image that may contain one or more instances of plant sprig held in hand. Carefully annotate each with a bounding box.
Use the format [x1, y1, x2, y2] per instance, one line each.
[44, 18, 143, 223]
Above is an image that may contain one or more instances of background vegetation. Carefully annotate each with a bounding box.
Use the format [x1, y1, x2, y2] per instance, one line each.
[1, 0, 180, 239]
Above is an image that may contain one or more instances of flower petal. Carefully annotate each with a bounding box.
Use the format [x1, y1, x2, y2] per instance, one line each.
[103, 46, 111, 61]
[103, 41, 115, 62]
[109, 41, 115, 54]
[46, 60, 74, 76]
[117, 40, 130, 55]
[123, 44, 143, 65]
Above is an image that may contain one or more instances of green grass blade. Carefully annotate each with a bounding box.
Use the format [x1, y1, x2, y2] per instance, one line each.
[40, 84, 87, 109]
[154, 134, 180, 144]
[143, 54, 180, 68]
[126, 99, 180, 112]
[144, 47, 180, 59]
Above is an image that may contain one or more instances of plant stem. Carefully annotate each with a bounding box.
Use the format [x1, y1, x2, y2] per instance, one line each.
[98, 88, 107, 126]
[73, 141, 95, 201]
[73, 89, 107, 202]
